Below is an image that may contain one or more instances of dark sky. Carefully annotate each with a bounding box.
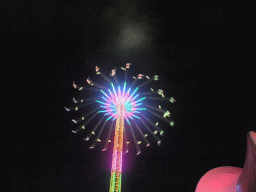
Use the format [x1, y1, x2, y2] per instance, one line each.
[4, 0, 256, 191]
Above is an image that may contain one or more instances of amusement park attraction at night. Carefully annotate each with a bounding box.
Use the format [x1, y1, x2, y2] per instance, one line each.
[65, 63, 176, 192]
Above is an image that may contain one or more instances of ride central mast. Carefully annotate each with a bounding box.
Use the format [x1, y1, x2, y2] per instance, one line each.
[109, 104, 125, 192]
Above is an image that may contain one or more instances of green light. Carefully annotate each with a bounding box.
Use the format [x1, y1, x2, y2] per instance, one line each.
[126, 118, 131, 125]
[134, 97, 146, 104]
[106, 116, 112, 121]
[129, 87, 139, 99]
[123, 82, 126, 93]
[125, 100, 133, 113]
[109, 172, 121, 192]
[135, 108, 146, 110]
[96, 100, 105, 105]
[111, 83, 118, 98]
[110, 173, 115, 192]
[98, 110, 107, 113]
[133, 115, 140, 119]
[119, 174, 122, 192]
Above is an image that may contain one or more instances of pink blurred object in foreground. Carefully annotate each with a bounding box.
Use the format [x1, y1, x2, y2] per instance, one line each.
[196, 131, 256, 192]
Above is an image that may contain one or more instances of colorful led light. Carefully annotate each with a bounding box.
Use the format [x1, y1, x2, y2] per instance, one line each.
[98, 82, 145, 120]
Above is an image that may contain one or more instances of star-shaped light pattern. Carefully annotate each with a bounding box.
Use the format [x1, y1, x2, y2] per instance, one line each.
[65, 63, 176, 155]
[97, 83, 146, 120]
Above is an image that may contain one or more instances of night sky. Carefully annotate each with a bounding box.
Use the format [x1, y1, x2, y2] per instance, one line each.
[4, 0, 256, 191]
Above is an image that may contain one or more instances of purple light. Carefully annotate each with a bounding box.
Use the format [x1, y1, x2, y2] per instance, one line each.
[97, 82, 146, 120]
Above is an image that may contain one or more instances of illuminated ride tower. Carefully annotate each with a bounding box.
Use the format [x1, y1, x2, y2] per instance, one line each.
[65, 64, 176, 192]
[109, 104, 125, 192]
